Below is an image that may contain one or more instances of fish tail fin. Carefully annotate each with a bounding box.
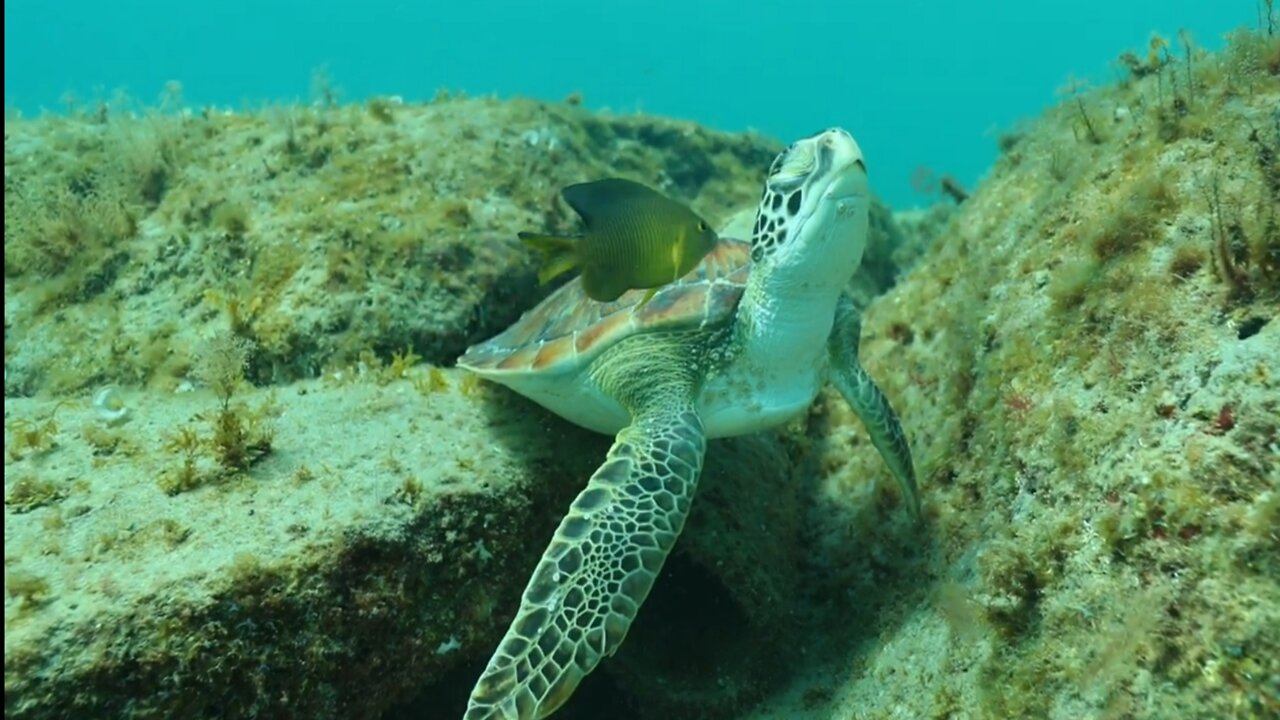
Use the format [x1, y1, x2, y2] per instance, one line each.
[519, 232, 579, 286]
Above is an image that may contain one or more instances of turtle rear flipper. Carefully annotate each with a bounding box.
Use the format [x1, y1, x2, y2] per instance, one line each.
[465, 398, 706, 719]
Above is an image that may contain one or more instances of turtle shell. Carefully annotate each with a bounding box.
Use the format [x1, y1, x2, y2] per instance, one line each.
[458, 239, 751, 375]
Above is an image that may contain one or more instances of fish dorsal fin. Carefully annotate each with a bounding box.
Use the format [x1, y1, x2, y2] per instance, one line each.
[561, 178, 662, 228]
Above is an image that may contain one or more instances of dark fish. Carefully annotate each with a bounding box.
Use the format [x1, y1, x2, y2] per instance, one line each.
[519, 178, 719, 305]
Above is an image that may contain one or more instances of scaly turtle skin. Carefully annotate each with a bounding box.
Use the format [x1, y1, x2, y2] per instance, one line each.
[457, 128, 918, 719]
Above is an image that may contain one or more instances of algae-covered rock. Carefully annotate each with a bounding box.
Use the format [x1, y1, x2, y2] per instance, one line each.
[726, 27, 1280, 720]
[4, 96, 780, 396]
[3, 370, 588, 719]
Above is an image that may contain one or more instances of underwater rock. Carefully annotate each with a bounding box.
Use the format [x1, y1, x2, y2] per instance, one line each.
[735, 27, 1280, 720]
[3, 373, 594, 719]
[3, 96, 780, 397]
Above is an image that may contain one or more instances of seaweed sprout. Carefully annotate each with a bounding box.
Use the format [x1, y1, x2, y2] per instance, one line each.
[194, 332, 271, 471]
[5, 403, 65, 461]
[1058, 77, 1102, 145]
[196, 332, 253, 408]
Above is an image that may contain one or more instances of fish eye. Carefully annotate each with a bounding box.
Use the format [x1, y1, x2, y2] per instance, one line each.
[697, 221, 707, 231]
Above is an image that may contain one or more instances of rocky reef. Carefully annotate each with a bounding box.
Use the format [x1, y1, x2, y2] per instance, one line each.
[4, 93, 786, 396]
[5, 24, 1278, 720]
[743, 25, 1279, 720]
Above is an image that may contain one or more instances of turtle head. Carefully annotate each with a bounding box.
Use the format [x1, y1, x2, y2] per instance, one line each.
[749, 128, 870, 287]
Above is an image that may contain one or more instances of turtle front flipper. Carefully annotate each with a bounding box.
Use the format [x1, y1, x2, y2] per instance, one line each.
[464, 405, 706, 720]
[828, 294, 920, 520]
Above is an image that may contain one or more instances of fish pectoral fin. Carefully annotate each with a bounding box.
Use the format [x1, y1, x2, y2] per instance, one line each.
[518, 232, 579, 285]
[537, 254, 579, 286]
[670, 238, 684, 280]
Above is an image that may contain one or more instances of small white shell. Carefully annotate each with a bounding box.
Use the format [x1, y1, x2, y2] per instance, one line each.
[93, 385, 130, 425]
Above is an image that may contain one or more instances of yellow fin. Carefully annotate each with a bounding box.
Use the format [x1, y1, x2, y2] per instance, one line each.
[537, 254, 579, 286]
[518, 232, 579, 286]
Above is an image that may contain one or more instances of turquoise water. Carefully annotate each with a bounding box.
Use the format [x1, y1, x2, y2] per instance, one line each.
[1, 1, 1252, 207]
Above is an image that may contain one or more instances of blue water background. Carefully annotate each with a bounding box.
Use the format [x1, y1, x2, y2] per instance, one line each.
[3, 0, 1252, 207]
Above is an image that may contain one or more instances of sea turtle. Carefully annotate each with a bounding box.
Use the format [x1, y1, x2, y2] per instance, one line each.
[457, 127, 918, 719]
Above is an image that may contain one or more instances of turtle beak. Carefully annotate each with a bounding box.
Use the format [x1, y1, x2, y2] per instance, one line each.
[820, 128, 869, 200]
